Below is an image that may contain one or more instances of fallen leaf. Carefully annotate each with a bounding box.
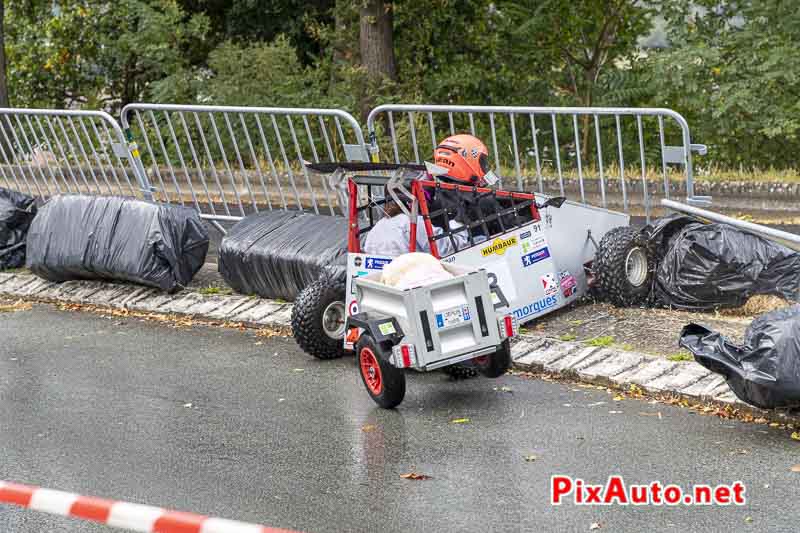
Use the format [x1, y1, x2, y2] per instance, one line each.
[400, 473, 431, 480]
[524, 454, 537, 462]
[791, 465, 800, 473]
[589, 522, 602, 530]
[293, 368, 305, 373]
[451, 418, 471, 424]
[362, 424, 377, 433]
[791, 432, 800, 441]
[613, 395, 624, 402]
[254, 341, 263, 346]
[587, 401, 606, 407]
[744, 516, 753, 523]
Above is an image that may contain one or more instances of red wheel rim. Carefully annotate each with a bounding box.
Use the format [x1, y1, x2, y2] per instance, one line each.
[360, 347, 383, 396]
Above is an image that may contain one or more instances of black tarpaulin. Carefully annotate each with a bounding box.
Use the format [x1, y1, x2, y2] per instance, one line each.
[26, 195, 209, 292]
[680, 305, 800, 409]
[651, 216, 800, 310]
[218, 210, 348, 301]
[0, 187, 37, 270]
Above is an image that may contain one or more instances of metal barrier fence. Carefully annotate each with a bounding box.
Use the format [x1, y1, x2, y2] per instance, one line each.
[120, 103, 368, 221]
[0, 108, 148, 201]
[366, 104, 709, 221]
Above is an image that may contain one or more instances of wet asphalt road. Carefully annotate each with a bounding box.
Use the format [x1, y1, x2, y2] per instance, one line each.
[1, 304, 799, 532]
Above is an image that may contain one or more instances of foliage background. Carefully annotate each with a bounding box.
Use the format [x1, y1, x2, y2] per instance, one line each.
[3, 0, 798, 170]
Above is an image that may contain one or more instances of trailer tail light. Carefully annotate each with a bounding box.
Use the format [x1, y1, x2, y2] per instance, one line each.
[498, 314, 518, 339]
[391, 343, 417, 369]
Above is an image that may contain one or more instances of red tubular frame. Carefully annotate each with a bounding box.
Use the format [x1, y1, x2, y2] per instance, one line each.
[348, 176, 542, 258]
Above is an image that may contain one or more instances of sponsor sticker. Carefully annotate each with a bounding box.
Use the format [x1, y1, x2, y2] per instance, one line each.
[435, 306, 471, 329]
[513, 295, 559, 320]
[378, 321, 396, 335]
[481, 236, 518, 257]
[520, 231, 532, 240]
[522, 235, 547, 254]
[348, 300, 359, 316]
[559, 270, 578, 298]
[540, 273, 559, 297]
[354, 256, 362, 267]
[521, 247, 551, 267]
[365, 256, 392, 270]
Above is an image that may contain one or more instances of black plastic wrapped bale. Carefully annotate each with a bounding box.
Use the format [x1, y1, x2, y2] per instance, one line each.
[0, 188, 37, 270]
[680, 306, 800, 409]
[26, 195, 209, 292]
[652, 219, 800, 310]
[218, 211, 348, 301]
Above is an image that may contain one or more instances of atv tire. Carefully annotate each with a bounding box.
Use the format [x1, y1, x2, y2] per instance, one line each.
[478, 339, 512, 378]
[594, 226, 653, 307]
[291, 276, 346, 359]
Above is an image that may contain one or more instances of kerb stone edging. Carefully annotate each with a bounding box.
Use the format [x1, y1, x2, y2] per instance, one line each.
[2, 271, 797, 424]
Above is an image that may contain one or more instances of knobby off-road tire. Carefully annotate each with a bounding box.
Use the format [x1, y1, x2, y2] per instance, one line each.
[479, 339, 512, 378]
[357, 335, 406, 409]
[291, 276, 347, 359]
[594, 226, 653, 307]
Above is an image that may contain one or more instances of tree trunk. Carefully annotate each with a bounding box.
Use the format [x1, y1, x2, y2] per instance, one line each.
[359, 1, 396, 81]
[0, 0, 10, 108]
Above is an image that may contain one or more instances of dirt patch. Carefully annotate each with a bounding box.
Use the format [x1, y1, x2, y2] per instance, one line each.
[522, 297, 772, 358]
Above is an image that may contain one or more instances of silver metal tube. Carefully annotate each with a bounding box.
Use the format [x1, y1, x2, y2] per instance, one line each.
[224, 112, 257, 212]
[388, 112, 399, 163]
[271, 114, 303, 210]
[304, 115, 335, 215]
[448, 112, 455, 136]
[661, 199, 800, 251]
[594, 114, 606, 208]
[529, 114, 543, 194]
[89, 119, 125, 196]
[407, 112, 420, 163]
[55, 116, 91, 193]
[10, 115, 49, 197]
[135, 110, 168, 203]
[489, 113, 499, 175]
[427, 112, 437, 151]
[4, 116, 44, 198]
[210, 113, 245, 216]
[615, 115, 628, 212]
[166, 111, 200, 210]
[179, 112, 216, 214]
[658, 116, 669, 200]
[242, 113, 271, 212]
[509, 113, 521, 190]
[24, 115, 62, 195]
[551, 114, 564, 196]
[255, 114, 287, 211]
[76, 117, 113, 195]
[148, 111, 184, 205]
[44, 116, 81, 193]
[572, 115, 585, 204]
[287, 115, 319, 214]
[637, 115, 649, 223]
[468, 113, 476, 136]
[0, 120, 26, 194]
[194, 112, 230, 216]
[67, 116, 104, 196]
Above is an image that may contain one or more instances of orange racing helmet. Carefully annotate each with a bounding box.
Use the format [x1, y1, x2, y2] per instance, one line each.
[433, 134, 490, 185]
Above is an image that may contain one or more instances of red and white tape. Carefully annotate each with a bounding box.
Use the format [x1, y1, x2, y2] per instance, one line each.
[0, 481, 296, 533]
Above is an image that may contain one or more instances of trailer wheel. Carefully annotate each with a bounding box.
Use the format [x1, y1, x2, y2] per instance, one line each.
[291, 276, 346, 359]
[478, 339, 512, 378]
[357, 335, 406, 409]
[594, 226, 653, 307]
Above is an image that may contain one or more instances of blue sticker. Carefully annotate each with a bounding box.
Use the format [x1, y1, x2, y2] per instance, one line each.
[436, 314, 444, 328]
[513, 295, 559, 319]
[520, 231, 532, 240]
[365, 257, 392, 270]
[462, 305, 470, 321]
[521, 247, 550, 268]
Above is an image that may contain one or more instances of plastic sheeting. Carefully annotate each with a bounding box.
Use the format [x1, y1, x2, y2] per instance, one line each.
[26, 195, 209, 292]
[650, 216, 800, 310]
[680, 306, 800, 409]
[0, 188, 37, 270]
[218, 211, 348, 301]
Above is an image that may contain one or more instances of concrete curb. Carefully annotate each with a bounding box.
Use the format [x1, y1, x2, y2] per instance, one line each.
[512, 333, 800, 424]
[2, 271, 797, 424]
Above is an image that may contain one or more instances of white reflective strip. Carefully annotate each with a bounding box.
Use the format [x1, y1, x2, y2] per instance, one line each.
[29, 489, 79, 516]
[107, 502, 165, 532]
[0, 482, 6, 490]
[201, 517, 264, 533]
